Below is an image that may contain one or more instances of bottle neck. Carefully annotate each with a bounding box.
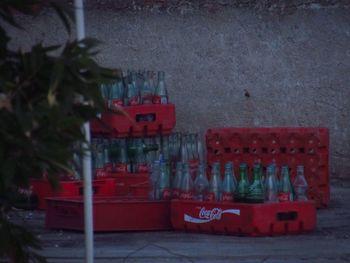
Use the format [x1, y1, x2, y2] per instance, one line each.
[239, 168, 248, 180]
[253, 168, 261, 181]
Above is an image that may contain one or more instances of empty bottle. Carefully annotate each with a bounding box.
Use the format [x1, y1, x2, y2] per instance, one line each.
[179, 163, 194, 200]
[172, 162, 183, 199]
[207, 162, 222, 202]
[116, 139, 128, 173]
[265, 164, 279, 202]
[153, 71, 168, 104]
[141, 75, 154, 104]
[235, 163, 250, 202]
[109, 80, 124, 108]
[222, 161, 236, 202]
[149, 160, 160, 200]
[293, 165, 308, 201]
[158, 161, 171, 200]
[126, 83, 140, 106]
[279, 165, 294, 202]
[246, 163, 264, 203]
[100, 83, 110, 106]
[135, 139, 148, 173]
[194, 163, 209, 201]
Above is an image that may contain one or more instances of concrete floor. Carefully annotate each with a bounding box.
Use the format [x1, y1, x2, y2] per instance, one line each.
[8, 181, 350, 263]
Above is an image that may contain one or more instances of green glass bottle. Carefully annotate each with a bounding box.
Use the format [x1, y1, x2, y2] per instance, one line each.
[207, 162, 222, 202]
[278, 165, 294, 202]
[246, 163, 264, 203]
[235, 163, 250, 203]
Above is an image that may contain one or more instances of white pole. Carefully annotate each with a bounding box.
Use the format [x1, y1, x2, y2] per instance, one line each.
[74, 1, 94, 263]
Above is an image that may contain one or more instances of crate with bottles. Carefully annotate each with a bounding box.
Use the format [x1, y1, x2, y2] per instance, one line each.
[91, 70, 176, 137]
[170, 159, 316, 236]
[205, 127, 329, 208]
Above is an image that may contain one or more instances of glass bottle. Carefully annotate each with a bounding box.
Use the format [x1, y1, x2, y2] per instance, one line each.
[141, 76, 154, 104]
[194, 163, 209, 201]
[179, 163, 193, 200]
[278, 165, 294, 202]
[222, 161, 236, 202]
[265, 165, 279, 202]
[181, 137, 189, 164]
[246, 163, 264, 203]
[207, 162, 222, 202]
[109, 80, 124, 108]
[293, 165, 308, 201]
[158, 161, 171, 200]
[172, 161, 183, 199]
[115, 139, 128, 173]
[235, 163, 250, 202]
[109, 139, 119, 171]
[103, 139, 112, 172]
[99, 83, 110, 106]
[153, 71, 168, 104]
[127, 83, 140, 106]
[149, 160, 160, 200]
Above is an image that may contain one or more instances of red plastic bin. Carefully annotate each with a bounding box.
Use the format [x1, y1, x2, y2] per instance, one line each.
[45, 197, 171, 232]
[31, 178, 116, 210]
[206, 127, 329, 208]
[90, 103, 176, 137]
[171, 200, 316, 236]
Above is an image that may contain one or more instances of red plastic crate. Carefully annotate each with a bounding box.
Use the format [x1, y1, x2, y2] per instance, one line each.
[108, 172, 149, 197]
[31, 178, 117, 210]
[45, 197, 171, 232]
[206, 127, 329, 208]
[90, 103, 176, 137]
[171, 200, 316, 236]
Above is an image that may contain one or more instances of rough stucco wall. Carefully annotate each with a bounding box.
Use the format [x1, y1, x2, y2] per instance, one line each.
[7, 3, 350, 180]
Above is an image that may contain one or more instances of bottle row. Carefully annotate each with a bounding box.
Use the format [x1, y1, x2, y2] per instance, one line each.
[90, 132, 203, 175]
[100, 70, 169, 108]
[150, 160, 308, 204]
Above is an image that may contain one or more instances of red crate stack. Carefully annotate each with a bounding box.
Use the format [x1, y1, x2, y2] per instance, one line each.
[44, 102, 176, 232]
[205, 127, 329, 208]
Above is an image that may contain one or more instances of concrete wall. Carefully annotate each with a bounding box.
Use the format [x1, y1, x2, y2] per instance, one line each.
[8, 2, 350, 180]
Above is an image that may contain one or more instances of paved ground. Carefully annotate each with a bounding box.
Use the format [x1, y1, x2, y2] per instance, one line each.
[7, 181, 350, 263]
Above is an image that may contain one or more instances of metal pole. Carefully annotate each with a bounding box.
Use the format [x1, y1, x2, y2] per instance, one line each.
[74, 1, 94, 263]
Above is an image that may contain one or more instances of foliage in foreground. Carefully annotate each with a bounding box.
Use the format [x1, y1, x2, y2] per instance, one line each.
[0, 1, 118, 261]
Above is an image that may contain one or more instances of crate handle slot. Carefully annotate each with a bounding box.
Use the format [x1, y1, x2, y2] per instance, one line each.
[276, 211, 298, 221]
[135, 113, 156, 122]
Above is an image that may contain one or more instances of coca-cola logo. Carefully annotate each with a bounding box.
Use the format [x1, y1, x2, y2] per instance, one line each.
[199, 207, 222, 221]
[184, 207, 240, 224]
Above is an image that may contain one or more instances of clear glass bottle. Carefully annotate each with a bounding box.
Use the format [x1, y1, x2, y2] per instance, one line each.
[172, 161, 183, 199]
[126, 83, 140, 106]
[293, 165, 308, 201]
[179, 163, 194, 200]
[153, 71, 168, 104]
[149, 160, 160, 200]
[141, 76, 154, 104]
[265, 164, 279, 202]
[279, 165, 294, 202]
[158, 161, 171, 200]
[115, 139, 128, 173]
[207, 162, 222, 202]
[222, 161, 236, 202]
[246, 163, 264, 203]
[109, 80, 124, 108]
[194, 163, 209, 201]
